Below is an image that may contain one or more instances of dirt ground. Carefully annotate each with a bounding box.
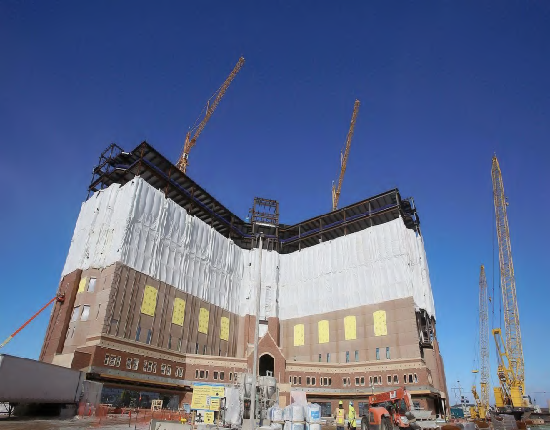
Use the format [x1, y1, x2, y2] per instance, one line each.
[0, 415, 151, 430]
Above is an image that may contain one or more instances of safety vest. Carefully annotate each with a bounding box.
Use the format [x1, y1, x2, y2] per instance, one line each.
[349, 405, 356, 427]
[336, 408, 345, 425]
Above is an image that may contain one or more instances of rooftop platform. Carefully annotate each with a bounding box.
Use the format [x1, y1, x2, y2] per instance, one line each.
[88, 142, 420, 253]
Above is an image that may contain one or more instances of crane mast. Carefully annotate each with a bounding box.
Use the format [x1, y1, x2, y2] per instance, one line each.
[478, 265, 490, 418]
[491, 155, 524, 391]
[176, 57, 245, 174]
[332, 99, 360, 211]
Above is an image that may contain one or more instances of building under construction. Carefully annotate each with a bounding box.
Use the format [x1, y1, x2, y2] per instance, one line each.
[40, 141, 449, 416]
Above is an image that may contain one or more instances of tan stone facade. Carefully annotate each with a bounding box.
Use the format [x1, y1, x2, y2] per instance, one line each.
[40, 263, 448, 416]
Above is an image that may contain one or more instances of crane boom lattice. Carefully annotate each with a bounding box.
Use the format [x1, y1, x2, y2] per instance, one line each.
[332, 99, 360, 211]
[491, 155, 524, 390]
[479, 264, 490, 418]
[176, 57, 245, 174]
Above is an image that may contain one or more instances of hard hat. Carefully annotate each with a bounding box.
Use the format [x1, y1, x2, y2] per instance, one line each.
[339, 401, 343, 405]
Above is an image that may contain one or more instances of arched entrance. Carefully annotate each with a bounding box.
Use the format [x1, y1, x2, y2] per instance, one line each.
[259, 354, 275, 376]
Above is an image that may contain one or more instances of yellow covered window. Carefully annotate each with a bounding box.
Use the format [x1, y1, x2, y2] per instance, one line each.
[318, 320, 329, 344]
[344, 315, 356, 340]
[172, 298, 186, 326]
[294, 324, 305, 346]
[373, 310, 388, 336]
[220, 316, 230, 341]
[140, 286, 158, 316]
[77, 277, 87, 293]
[198, 308, 210, 334]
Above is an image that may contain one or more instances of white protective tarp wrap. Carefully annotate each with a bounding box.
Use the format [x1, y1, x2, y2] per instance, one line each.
[62, 178, 244, 314]
[62, 178, 435, 319]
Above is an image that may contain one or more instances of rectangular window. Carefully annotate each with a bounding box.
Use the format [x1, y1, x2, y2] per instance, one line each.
[203, 345, 207, 355]
[345, 351, 350, 363]
[71, 306, 80, 322]
[293, 376, 297, 385]
[166, 365, 171, 376]
[355, 377, 360, 386]
[126, 358, 132, 369]
[312, 377, 316, 385]
[343, 378, 347, 386]
[378, 375, 382, 385]
[386, 347, 390, 359]
[195, 343, 199, 354]
[230, 373, 233, 381]
[388, 375, 392, 384]
[205, 370, 208, 379]
[220, 371, 224, 380]
[147, 362, 154, 372]
[376, 348, 380, 360]
[318, 353, 322, 362]
[200, 370, 205, 379]
[307, 377, 311, 385]
[360, 376, 365, 386]
[135, 325, 141, 342]
[319, 402, 332, 418]
[87, 277, 96, 292]
[414, 373, 418, 383]
[104, 354, 110, 365]
[409, 374, 413, 383]
[146, 329, 153, 345]
[196, 370, 199, 378]
[355, 350, 359, 362]
[214, 371, 218, 380]
[132, 358, 139, 370]
[219, 348, 222, 356]
[328, 377, 331, 386]
[326, 353, 330, 363]
[168, 335, 172, 350]
[115, 356, 121, 367]
[369, 376, 373, 386]
[289, 376, 292, 383]
[96, 304, 101, 319]
[299, 376, 302, 385]
[80, 305, 90, 321]
[161, 364, 167, 375]
[393, 375, 398, 384]
[178, 338, 182, 351]
[404, 374, 407, 384]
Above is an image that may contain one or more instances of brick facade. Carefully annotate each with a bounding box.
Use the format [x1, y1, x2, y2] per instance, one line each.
[40, 264, 448, 415]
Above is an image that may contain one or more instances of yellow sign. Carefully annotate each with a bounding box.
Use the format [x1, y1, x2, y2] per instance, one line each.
[140, 286, 158, 316]
[191, 384, 224, 410]
[172, 298, 186, 326]
[198, 308, 209, 334]
[373, 310, 387, 336]
[294, 324, 305, 346]
[220, 316, 230, 341]
[318, 320, 329, 344]
[344, 315, 357, 340]
[78, 277, 87, 293]
[210, 398, 220, 411]
[203, 411, 215, 424]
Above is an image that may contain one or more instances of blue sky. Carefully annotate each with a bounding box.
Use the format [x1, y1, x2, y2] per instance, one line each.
[1, 1, 549, 405]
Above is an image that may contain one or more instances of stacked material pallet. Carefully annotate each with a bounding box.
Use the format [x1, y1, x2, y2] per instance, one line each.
[283, 404, 305, 430]
[304, 404, 321, 430]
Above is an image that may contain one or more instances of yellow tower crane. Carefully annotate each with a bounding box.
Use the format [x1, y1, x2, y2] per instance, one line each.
[491, 155, 529, 414]
[472, 265, 490, 419]
[176, 57, 245, 174]
[332, 99, 360, 211]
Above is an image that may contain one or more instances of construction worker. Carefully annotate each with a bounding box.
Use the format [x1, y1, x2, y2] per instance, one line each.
[335, 400, 345, 430]
[348, 401, 356, 430]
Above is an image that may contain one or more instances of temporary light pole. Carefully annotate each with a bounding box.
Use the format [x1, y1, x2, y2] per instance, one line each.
[249, 233, 263, 430]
